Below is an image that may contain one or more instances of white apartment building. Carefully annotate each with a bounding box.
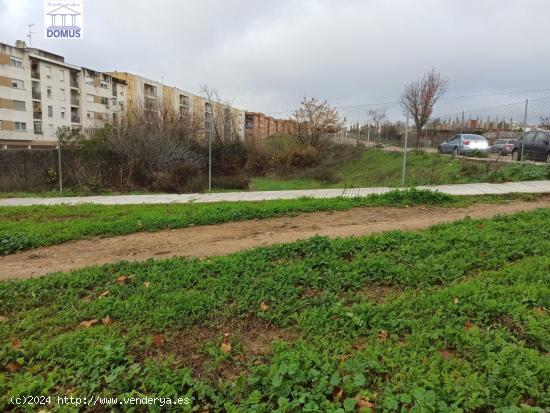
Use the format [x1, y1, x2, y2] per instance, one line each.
[0, 41, 127, 148]
[1, 41, 245, 149]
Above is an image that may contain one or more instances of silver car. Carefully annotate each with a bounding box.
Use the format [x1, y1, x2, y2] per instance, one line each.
[489, 139, 517, 156]
[438, 134, 489, 155]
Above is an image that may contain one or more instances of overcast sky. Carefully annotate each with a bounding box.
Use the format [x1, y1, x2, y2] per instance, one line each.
[1, 0, 550, 115]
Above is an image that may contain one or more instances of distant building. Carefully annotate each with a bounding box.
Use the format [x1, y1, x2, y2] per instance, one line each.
[244, 112, 297, 142]
[0, 40, 245, 149]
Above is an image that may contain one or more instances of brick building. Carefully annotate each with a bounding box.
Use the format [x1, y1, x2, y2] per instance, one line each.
[244, 112, 297, 142]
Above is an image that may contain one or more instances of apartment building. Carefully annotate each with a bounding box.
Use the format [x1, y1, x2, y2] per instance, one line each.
[108, 71, 245, 140]
[244, 112, 297, 142]
[0, 41, 245, 148]
[0, 41, 127, 148]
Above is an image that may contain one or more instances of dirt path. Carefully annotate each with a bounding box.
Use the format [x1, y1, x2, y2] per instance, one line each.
[2, 198, 550, 280]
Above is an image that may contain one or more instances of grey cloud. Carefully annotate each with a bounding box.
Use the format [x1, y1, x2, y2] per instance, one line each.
[1, 0, 549, 113]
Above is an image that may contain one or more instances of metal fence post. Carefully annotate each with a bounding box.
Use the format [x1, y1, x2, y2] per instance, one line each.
[57, 144, 63, 194]
[521, 99, 529, 162]
[460, 111, 464, 134]
[401, 114, 409, 186]
[208, 116, 213, 192]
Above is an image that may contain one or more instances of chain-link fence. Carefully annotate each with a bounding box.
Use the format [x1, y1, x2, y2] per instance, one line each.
[268, 88, 550, 151]
[2, 89, 550, 194]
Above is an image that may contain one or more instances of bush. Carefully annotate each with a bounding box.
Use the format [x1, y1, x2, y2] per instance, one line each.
[310, 167, 339, 184]
[286, 145, 319, 168]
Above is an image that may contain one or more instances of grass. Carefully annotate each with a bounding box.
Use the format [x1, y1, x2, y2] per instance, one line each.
[1, 208, 549, 411]
[0, 190, 537, 255]
[250, 149, 550, 191]
[0, 189, 160, 199]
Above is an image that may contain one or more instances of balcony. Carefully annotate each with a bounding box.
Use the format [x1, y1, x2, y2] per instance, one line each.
[33, 111, 42, 120]
[32, 89, 41, 100]
[71, 115, 80, 123]
[70, 96, 80, 106]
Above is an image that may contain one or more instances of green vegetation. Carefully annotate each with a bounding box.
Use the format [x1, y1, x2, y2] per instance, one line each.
[1, 209, 549, 411]
[0, 189, 159, 199]
[250, 149, 550, 191]
[0, 189, 458, 255]
[0, 190, 538, 255]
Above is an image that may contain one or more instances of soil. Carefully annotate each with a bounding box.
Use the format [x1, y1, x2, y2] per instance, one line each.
[2, 197, 550, 280]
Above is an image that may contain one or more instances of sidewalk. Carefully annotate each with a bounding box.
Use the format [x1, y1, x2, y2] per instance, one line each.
[1, 181, 550, 206]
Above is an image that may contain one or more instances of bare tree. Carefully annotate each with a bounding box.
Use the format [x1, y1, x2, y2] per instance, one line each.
[400, 68, 448, 149]
[293, 97, 343, 149]
[109, 103, 203, 179]
[366, 108, 387, 144]
[539, 116, 550, 129]
[200, 85, 240, 144]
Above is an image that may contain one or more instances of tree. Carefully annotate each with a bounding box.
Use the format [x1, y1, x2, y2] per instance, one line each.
[293, 97, 343, 149]
[540, 116, 550, 129]
[200, 84, 239, 144]
[366, 108, 387, 144]
[400, 68, 448, 149]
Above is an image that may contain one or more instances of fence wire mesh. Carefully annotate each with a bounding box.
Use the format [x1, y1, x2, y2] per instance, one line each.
[2, 89, 550, 194]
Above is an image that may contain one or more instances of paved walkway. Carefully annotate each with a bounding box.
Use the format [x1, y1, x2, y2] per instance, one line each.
[1, 181, 550, 206]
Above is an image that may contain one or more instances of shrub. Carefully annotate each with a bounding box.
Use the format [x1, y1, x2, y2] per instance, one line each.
[287, 145, 319, 168]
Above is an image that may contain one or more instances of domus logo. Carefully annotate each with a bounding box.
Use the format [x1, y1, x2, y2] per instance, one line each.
[44, 1, 84, 39]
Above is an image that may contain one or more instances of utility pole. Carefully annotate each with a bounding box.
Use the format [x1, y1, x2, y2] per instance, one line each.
[208, 115, 213, 192]
[402, 114, 409, 186]
[57, 144, 63, 194]
[521, 99, 528, 162]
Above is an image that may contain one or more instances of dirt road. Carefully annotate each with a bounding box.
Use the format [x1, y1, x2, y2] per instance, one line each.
[2, 198, 550, 280]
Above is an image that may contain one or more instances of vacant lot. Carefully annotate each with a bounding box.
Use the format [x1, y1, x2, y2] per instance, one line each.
[1, 208, 549, 411]
[1, 194, 549, 280]
[0, 190, 481, 255]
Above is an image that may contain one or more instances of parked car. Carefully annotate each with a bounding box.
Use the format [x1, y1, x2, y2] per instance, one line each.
[511, 130, 550, 163]
[438, 134, 489, 155]
[489, 139, 517, 155]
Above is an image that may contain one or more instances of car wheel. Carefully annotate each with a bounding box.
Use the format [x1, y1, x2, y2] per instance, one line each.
[437, 146, 442, 154]
[511, 150, 519, 161]
[498, 149, 504, 156]
[453, 147, 459, 156]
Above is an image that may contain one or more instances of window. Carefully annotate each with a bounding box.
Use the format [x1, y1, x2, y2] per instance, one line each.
[523, 131, 537, 142]
[48, 105, 53, 117]
[46, 65, 51, 79]
[180, 95, 189, 107]
[34, 120, 43, 134]
[60, 89, 65, 101]
[87, 112, 92, 119]
[86, 94, 94, 103]
[100, 97, 109, 105]
[15, 122, 27, 131]
[535, 132, 549, 144]
[9, 57, 23, 68]
[11, 79, 24, 89]
[0, 120, 3, 129]
[60, 70, 65, 82]
[47, 86, 52, 98]
[61, 107, 66, 119]
[13, 100, 26, 111]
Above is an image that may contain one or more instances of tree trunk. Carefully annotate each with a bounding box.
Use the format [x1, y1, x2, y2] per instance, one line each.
[414, 125, 422, 150]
